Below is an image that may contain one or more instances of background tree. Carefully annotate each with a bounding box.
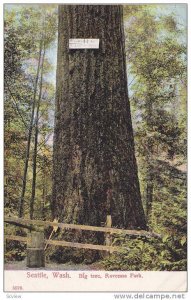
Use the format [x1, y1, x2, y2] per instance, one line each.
[4, 5, 57, 221]
[4, 10, 32, 214]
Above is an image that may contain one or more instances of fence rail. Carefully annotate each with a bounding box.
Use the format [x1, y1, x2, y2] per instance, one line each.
[5, 234, 120, 252]
[4, 216, 161, 238]
[5, 235, 28, 243]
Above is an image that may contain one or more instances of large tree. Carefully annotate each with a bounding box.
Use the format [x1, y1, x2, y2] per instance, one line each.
[52, 5, 146, 232]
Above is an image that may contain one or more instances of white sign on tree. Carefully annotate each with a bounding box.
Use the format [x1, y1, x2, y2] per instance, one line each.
[69, 39, 99, 49]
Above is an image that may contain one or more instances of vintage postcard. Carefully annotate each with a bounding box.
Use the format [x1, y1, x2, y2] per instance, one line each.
[3, 1, 187, 294]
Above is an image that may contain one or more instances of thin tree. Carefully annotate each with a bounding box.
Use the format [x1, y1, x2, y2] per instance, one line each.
[18, 39, 43, 218]
[30, 41, 46, 219]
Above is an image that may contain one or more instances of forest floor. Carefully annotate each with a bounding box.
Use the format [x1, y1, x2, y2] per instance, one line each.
[4, 259, 105, 271]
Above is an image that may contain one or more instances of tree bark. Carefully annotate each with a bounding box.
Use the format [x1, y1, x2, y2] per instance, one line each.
[145, 90, 154, 223]
[41, 163, 47, 221]
[52, 5, 147, 244]
[146, 167, 153, 221]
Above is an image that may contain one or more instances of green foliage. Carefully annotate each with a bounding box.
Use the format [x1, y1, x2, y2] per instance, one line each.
[126, 3, 186, 230]
[5, 246, 26, 262]
[4, 226, 27, 262]
[103, 235, 186, 271]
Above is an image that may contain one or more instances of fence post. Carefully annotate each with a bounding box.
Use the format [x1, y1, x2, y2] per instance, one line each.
[105, 215, 112, 254]
[27, 232, 45, 268]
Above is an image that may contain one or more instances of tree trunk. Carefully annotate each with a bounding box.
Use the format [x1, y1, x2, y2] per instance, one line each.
[30, 44, 46, 219]
[18, 39, 43, 218]
[145, 91, 154, 223]
[52, 5, 147, 261]
[41, 162, 47, 221]
[146, 167, 153, 221]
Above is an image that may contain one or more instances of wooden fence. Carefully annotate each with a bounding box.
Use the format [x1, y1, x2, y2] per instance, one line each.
[4, 216, 161, 268]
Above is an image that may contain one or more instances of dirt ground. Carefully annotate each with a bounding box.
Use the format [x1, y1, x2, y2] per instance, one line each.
[4, 259, 105, 271]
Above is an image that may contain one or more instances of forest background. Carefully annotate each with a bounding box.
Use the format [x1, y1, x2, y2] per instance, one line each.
[3, 3, 187, 271]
